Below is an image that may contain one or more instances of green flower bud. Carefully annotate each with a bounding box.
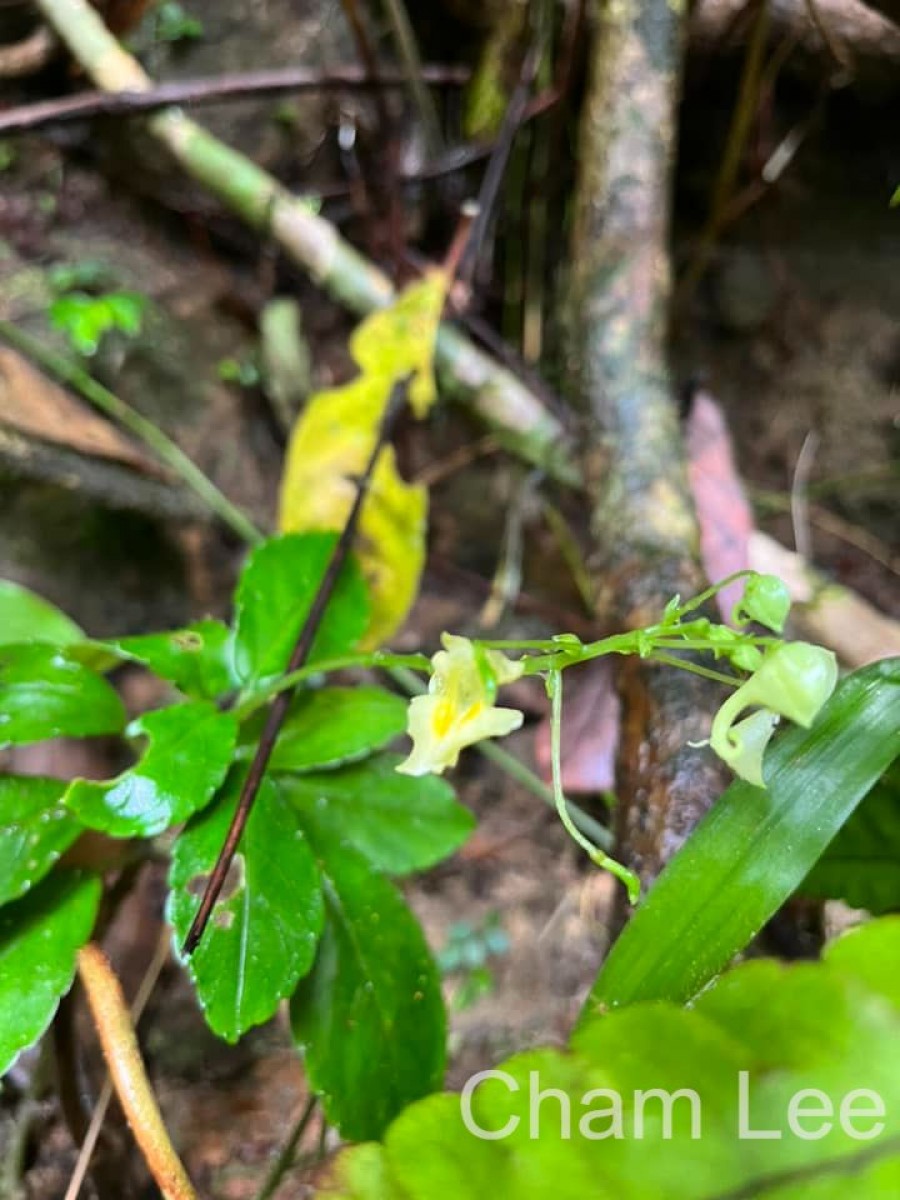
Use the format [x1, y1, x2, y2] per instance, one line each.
[732, 573, 791, 633]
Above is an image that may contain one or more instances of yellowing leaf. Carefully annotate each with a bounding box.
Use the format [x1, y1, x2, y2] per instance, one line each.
[278, 273, 446, 647]
[351, 271, 447, 418]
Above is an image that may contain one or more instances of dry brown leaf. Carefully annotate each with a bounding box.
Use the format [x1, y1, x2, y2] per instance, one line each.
[0, 348, 161, 475]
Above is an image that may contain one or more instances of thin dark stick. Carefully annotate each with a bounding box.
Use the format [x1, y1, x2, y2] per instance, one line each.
[183, 378, 410, 955]
[338, 0, 405, 265]
[0, 64, 468, 135]
[455, 44, 542, 291]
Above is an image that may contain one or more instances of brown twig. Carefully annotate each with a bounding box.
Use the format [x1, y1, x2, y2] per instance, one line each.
[338, 0, 406, 264]
[65, 929, 172, 1200]
[183, 377, 410, 954]
[456, 44, 541, 291]
[0, 64, 468, 135]
[77, 943, 196, 1200]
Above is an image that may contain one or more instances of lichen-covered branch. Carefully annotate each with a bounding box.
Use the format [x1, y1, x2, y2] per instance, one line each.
[567, 0, 730, 897]
[36, 0, 575, 483]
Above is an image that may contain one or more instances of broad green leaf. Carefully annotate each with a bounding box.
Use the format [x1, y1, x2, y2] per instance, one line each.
[290, 823, 445, 1141]
[65, 702, 238, 838]
[800, 763, 900, 915]
[232, 533, 368, 689]
[585, 659, 900, 1011]
[0, 645, 126, 746]
[238, 687, 407, 772]
[278, 753, 473, 875]
[822, 915, 900, 1005]
[94, 620, 236, 700]
[0, 871, 101, 1076]
[279, 273, 446, 649]
[0, 776, 84, 905]
[0, 581, 82, 647]
[168, 773, 323, 1041]
[321, 918, 900, 1200]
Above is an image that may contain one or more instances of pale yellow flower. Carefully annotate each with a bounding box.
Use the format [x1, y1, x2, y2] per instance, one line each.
[396, 635, 524, 776]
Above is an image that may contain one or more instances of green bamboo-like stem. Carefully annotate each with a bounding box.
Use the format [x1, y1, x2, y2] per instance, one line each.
[35, 0, 576, 484]
[0, 318, 264, 544]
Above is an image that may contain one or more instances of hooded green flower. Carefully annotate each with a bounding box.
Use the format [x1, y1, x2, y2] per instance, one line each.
[710, 642, 838, 786]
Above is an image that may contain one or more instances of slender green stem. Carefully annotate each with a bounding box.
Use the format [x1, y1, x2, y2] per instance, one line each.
[253, 1095, 318, 1200]
[387, 665, 614, 852]
[233, 652, 431, 720]
[646, 653, 742, 688]
[651, 636, 776, 652]
[673, 570, 756, 618]
[0, 319, 264, 545]
[381, 0, 444, 156]
[548, 670, 640, 903]
[476, 738, 614, 852]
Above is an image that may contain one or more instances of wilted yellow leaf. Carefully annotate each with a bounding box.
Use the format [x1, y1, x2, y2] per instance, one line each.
[350, 271, 447, 417]
[278, 272, 446, 647]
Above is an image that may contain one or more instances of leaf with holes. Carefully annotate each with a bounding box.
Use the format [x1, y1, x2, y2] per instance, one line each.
[0, 871, 101, 1076]
[238, 687, 407, 773]
[65, 701, 238, 838]
[232, 533, 369, 690]
[0, 580, 83, 647]
[168, 773, 323, 1041]
[290, 812, 445, 1141]
[277, 754, 473, 875]
[0, 776, 85, 905]
[0, 645, 126, 746]
[96, 620, 237, 700]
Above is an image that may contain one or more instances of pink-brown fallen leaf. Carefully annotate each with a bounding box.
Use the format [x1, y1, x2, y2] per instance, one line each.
[534, 659, 619, 794]
[0, 348, 161, 474]
[685, 389, 754, 619]
[532, 392, 753, 795]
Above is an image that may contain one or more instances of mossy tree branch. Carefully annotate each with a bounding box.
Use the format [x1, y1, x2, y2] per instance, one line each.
[566, 0, 731, 900]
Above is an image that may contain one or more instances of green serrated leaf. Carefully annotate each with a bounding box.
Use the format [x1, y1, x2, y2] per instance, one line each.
[168, 773, 323, 1041]
[0, 645, 126, 746]
[321, 918, 900, 1200]
[49, 291, 146, 356]
[94, 620, 237, 700]
[278, 753, 473, 875]
[239, 687, 407, 772]
[0, 776, 84, 905]
[232, 533, 369, 690]
[65, 702, 238, 838]
[290, 825, 445, 1141]
[0, 581, 83, 647]
[0, 871, 101, 1076]
[800, 763, 900, 915]
[585, 659, 900, 1011]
